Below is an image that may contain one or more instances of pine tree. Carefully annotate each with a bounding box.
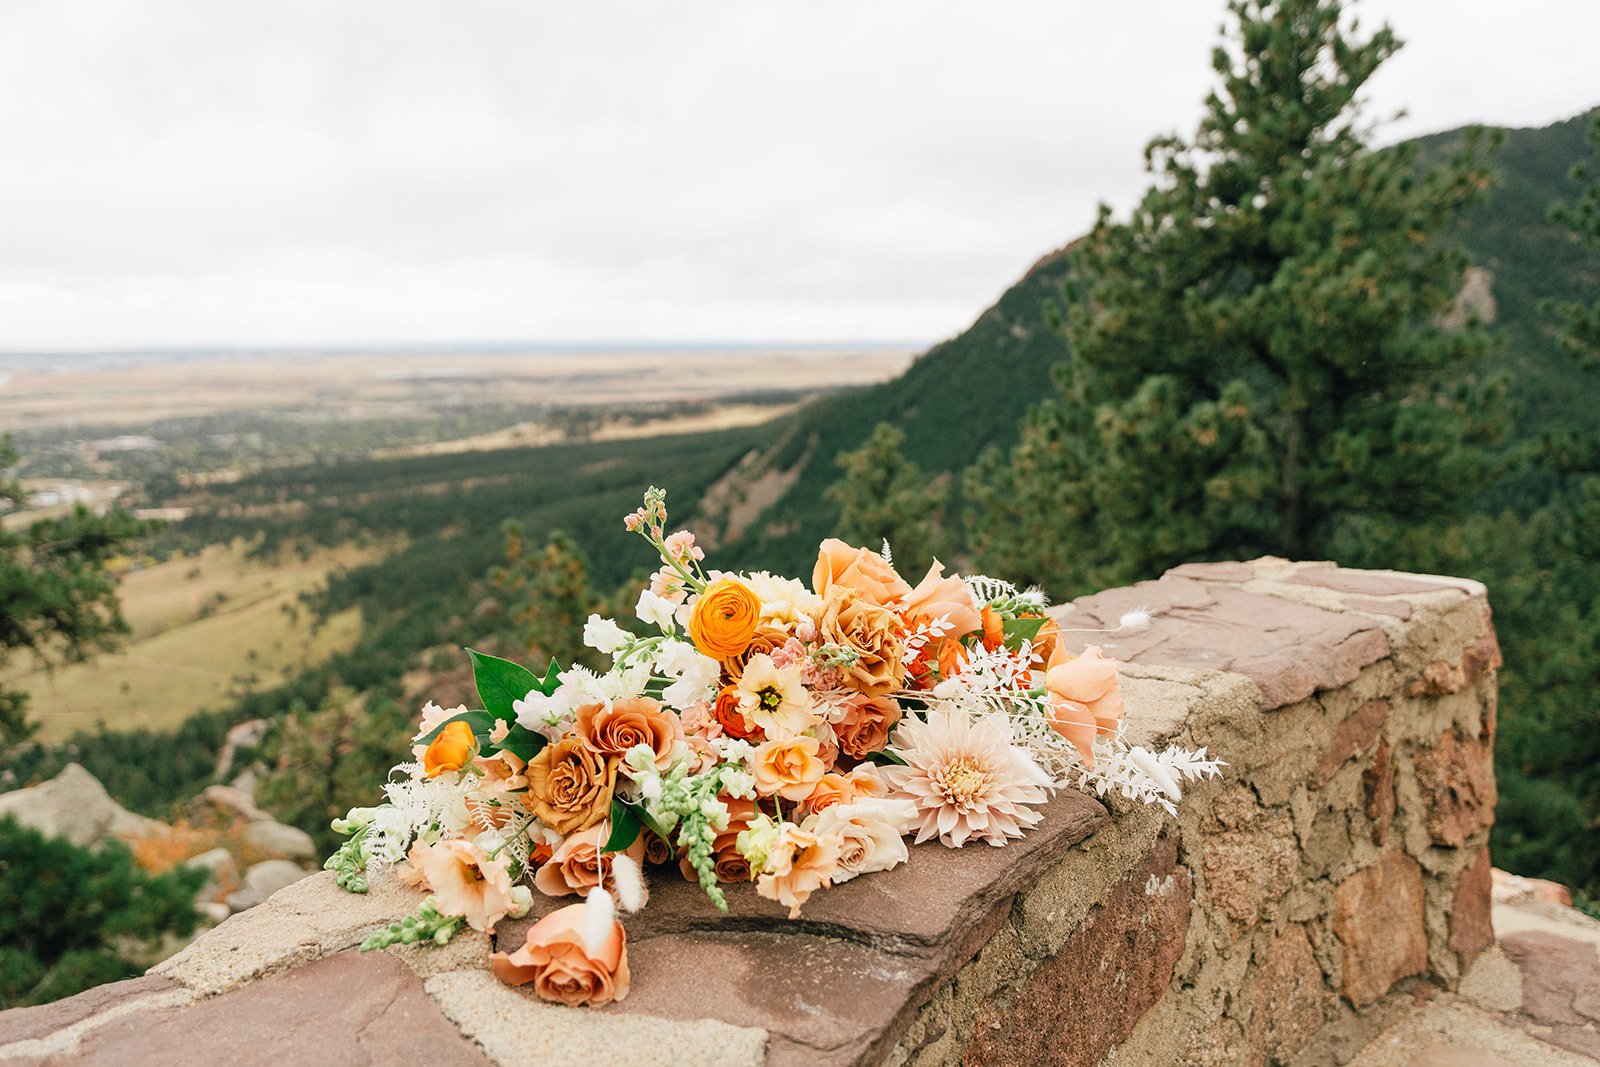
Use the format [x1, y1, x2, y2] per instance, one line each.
[967, 0, 1505, 595]
[487, 523, 603, 670]
[825, 422, 948, 574]
[0, 439, 146, 742]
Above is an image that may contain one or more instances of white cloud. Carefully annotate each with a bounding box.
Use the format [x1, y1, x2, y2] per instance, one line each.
[0, 0, 1593, 347]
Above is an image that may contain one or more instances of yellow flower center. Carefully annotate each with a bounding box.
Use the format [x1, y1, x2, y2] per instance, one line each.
[759, 687, 783, 711]
[940, 757, 990, 805]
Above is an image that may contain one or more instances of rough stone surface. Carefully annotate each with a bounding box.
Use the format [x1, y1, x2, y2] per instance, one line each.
[225, 859, 311, 912]
[1450, 849, 1495, 970]
[55, 951, 490, 1066]
[1364, 738, 1396, 846]
[0, 975, 176, 1046]
[959, 838, 1190, 1067]
[1285, 568, 1466, 597]
[1199, 784, 1298, 933]
[1414, 728, 1496, 848]
[427, 970, 767, 1067]
[1335, 852, 1429, 1007]
[1311, 698, 1391, 789]
[0, 764, 160, 848]
[1057, 575, 1391, 709]
[1500, 930, 1600, 1060]
[1244, 924, 1331, 1063]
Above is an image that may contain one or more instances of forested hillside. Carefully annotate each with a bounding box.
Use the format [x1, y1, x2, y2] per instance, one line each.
[724, 107, 1600, 576]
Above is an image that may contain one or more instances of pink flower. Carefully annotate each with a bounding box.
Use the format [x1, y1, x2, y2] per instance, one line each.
[663, 530, 704, 564]
[881, 708, 1052, 848]
[407, 839, 518, 932]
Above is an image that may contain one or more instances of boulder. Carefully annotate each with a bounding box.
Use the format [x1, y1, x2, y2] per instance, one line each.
[242, 820, 317, 862]
[186, 783, 271, 825]
[226, 860, 312, 912]
[0, 763, 161, 848]
[186, 847, 240, 905]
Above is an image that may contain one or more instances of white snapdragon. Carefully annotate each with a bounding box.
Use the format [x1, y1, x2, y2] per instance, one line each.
[655, 639, 722, 707]
[709, 736, 755, 765]
[512, 686, 576, 734]
[600, 659, 652, 702]
[582, 614, 630, 655]
[719, 768, 757, 800]
[636, 589, 679, 632]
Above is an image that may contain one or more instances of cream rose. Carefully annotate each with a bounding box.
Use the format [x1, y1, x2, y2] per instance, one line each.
[804, 798, 916, 883]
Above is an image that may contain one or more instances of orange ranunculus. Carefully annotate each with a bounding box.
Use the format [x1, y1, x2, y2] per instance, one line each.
[980, 605, 1005, 651]
[752, 736, 827, 801]
[714, 685, 763, 741]
[904, 560, 983, 638]
[490, 902, 630, 1007]
[689, 577, 762, 659]
[575, 697, 682, 769]
[1044, 644, 1125, 768]
[937, 637, 967, 680]
[812, 538, 911, 606]
[423, 720, 477, 778]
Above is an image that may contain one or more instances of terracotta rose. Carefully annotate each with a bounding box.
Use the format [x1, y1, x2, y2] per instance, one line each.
[523, 737, 616, 834]
[833, 693, 903, 759]
[816, 587, 907, 697]
[575, 697, 681, 769]
[491, 902, 630, 1007]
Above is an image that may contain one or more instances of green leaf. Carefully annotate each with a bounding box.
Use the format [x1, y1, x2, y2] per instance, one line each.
[538, 658, 563, 696]
[1002, 616, 1047, 651]
[602, 798, 643, 853]
[491, 723, 548, 762]
[467, 648, 541, 721]
[864, 749, 908, 767]
[416, 709, 495, 746]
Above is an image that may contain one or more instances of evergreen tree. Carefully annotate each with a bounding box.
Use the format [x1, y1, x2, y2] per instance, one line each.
[1489, 116, 1600, 896]
[967, 0, 1505, 595]
[487, 523, 603, 670]
[0, 439, 146, 742]
[826, 422, 948, 573]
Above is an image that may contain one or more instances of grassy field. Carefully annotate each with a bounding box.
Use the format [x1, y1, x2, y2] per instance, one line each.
[10, 541, 373, 741]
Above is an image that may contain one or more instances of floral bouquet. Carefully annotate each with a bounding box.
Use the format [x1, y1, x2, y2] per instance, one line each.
[328, 487, 1222, 1007]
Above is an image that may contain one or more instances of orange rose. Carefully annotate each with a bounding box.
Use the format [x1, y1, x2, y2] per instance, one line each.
[689, 577, 762, 659]
[904, 560, 982, 638]
[834, 694, 902, 759]
[797, 773, 854, 819]
[523, 737, 617, 835]
[575, 697, 682, 769]
[533, 824, 647, 899]
[1044, 644, 1125, 768]
[812, 539, 911, 606]
[491, 902, 630, 1007]
[753, 736, 827, 801]
[1023, 612, 1061, 665]
[423, 720, 477, 778]
[640, 829, 675, 866]
[721, 626, 789, 679]
[714, 685, 763, 741]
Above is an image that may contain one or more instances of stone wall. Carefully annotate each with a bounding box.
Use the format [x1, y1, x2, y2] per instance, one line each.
[0, 558, 1514, 1067]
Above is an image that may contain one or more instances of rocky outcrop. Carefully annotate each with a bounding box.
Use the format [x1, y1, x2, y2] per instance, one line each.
[1, 559, 1585, 1066]
[0, 763, 161, 847]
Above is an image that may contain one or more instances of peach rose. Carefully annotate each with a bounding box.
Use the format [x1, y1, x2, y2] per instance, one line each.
[423, 720, 476, 778]
[524, 737, 617, 835]
[903, 560, 983, 638]
[756, 823, 844, 918]
[834, 694, 903, 759]
[797, 772, 854, 819]
[689, 577, 761, 659]
[534, 824, 648, 899]
[812, 538, 912, 606]
[640, 829, 676, 867]
[816, 587, 907, 697]
[753, 736, 827, 801]
[1044, 644, 1125, 768]
[1027, 613, 1062, 666]
[491, 902, 630, 1007]
[846, 762, 889, 798]
[678, 797, 758, 884]
[803, 797, 915, 883]
[575, 697, 682, 769]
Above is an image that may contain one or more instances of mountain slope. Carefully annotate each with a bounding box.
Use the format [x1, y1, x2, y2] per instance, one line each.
[717, 106, 1600, 572]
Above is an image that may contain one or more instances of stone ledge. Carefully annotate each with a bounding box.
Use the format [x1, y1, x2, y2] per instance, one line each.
[0, 559, 1516, 1067]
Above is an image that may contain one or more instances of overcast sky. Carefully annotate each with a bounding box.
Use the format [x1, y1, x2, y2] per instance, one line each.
[0, 1, 1595, 350]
